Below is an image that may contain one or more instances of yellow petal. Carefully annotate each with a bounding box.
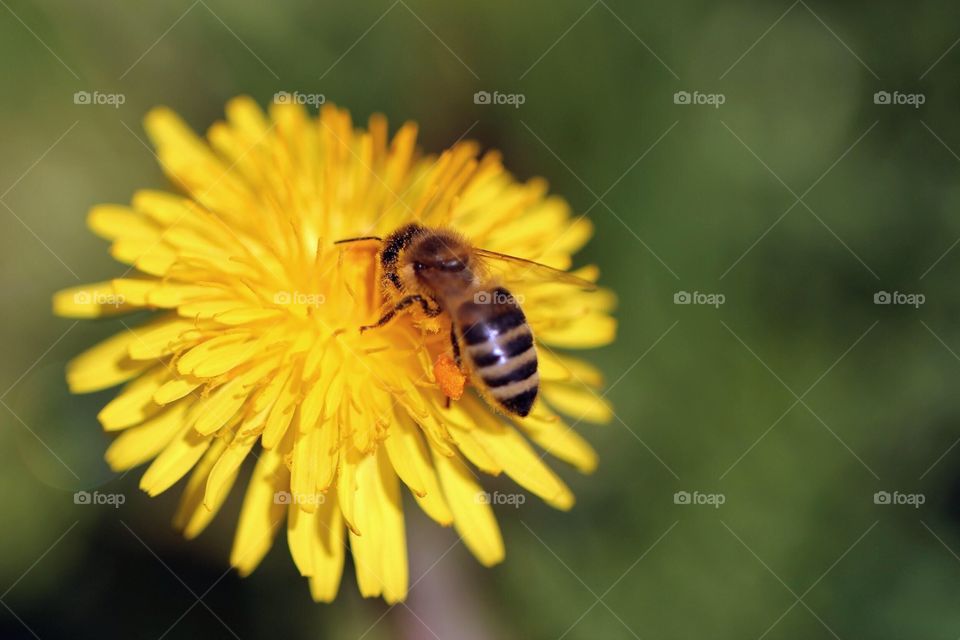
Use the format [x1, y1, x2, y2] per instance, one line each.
[87, 204, 157, 241]
[192, 376, 251, 436]
[314, 407, 340, 493]
[127, 316, 199, 360]
[177, 333, 252, 376]
[337, 447, 361, 536]
[447, 429, 501, 475]
[536, 314, 617, 349]
[145, 282, 214, 309]
[214, 308, 283, 326]
[154, 377, 201, 405]
[139, 424, 212, 497]
[299, 360, 334, 432]
[132, 189, 192, 226]
[308, 493, 346, 603]
[230, 444, 289, 576]
[290, 425, 321, 513]
[145, 106, 211, 157]
[97, 366, 168, 431]
[550, 216, 594, 255]
[375, 449, 407, 603]
[173, 433, 232, 539]
[262, 364, 299, 449]
[226, 95, 270, 139]
[104, 401, 188, 471]
[110, 236, 176, 275]
[392, 374, 455, 457]
[287, 503, 318, 577]
[287, 485, 346, 601]
[410, 457, 454, 525]
[147, 105, 254, 219]
[302, 338, 327, 382]
[459, 398, 573, 510]
[514, 406, 598, 474]
[383, 421, 425, 496]
[348, 449, 408, 603]
[178, 298, 245, 319]
[109, 278, 158, 307]
[433, 448, 504, 567]
[436, 399, 501, 475]
[204, 430, 258, 510]
[252, 363, 289, 414]
[542, 382, 613, 424]
[538, 349, 604, 387]
[52, 282, 133, 318]
[67, 330, 152, 393]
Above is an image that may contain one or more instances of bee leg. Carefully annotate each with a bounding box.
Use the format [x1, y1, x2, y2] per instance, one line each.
[446, 322, 462, 410]
[449, 322, 462, 368]
[360, 294, 441, 332]
[422, 295, 443, 317]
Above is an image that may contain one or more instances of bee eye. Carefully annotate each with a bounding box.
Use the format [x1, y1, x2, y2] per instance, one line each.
[413, 262, 428, 272]
[438, 259, 465, 271]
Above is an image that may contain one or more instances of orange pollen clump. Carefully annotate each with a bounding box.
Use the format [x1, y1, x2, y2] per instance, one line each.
[433, 353, 466, 400]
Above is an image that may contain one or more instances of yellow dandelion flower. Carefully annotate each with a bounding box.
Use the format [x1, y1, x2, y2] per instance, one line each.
[53, 96, 616, 603]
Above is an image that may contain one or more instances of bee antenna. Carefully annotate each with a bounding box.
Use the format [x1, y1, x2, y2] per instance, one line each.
[333, 235, 383, 245]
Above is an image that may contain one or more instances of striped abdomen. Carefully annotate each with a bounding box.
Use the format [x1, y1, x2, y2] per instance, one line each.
[456, 287, 538, 417]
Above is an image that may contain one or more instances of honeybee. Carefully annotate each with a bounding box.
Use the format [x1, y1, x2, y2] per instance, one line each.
[335, 223, 595, 417]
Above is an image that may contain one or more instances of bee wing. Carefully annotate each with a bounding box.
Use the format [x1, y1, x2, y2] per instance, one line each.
[474, 248, 598, 291]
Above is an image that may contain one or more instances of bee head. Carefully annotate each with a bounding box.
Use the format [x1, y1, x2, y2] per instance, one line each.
[410, 234, 469, 272]
[407, 232, 474, 290]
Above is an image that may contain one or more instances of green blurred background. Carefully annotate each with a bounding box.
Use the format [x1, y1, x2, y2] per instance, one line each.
[3, 1, 960, 638]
